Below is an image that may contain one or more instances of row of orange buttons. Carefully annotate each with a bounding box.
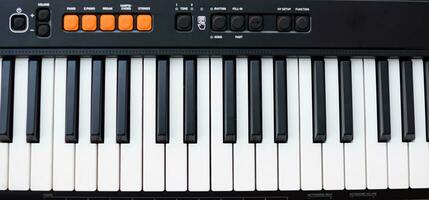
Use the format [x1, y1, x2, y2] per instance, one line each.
[63, 14, 152, 32]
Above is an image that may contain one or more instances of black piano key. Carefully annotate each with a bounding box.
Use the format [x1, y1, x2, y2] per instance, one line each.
[65, 57, 79, 143]
[339, 59, 354, 143]
[90, 58, 105, 143]
[0, 58, 15, 143]
[223, 58, 237, 143]
[248, 58, 262, 143]
[116, 57, 131, 144]
[376, 59, 391, 142]
[26, 57, 42, 143]
[312, 59, 326, 143]
[400, 59, 415, 142]
[156, 58, 169, 143]
[274, 58, 287, 143]
[184, 58, 197, 143]
[425, 60, 429, 142]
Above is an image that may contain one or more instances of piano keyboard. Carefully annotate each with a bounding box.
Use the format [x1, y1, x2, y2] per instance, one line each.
[1, 56, 429, 192]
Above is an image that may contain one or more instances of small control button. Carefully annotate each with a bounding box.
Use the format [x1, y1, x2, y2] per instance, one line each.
[82, 15, 97, 31]
[118, 15, 134, 31]
[176, 14, 192, 31]
[248, 15, 263, 31]
[137, 14, 152, 31]
[63, 15, 79, 32]
[277, 16, 292, 32]
[295, 16, 310, 32]
[11, 15, 28, 32]
[37, 8, 50, 22]
[100, 15, 115, 31]
[230, 15, 245, 31]
[37, 24, 50, 37]
[211, 15, 227, 31]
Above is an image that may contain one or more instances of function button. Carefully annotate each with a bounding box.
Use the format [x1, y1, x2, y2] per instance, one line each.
[277, 15, 292, 32]
[63, 15, 79, 32]
[137, 14, 152, 31]
[176, 14, 192, 31]
[230, 15, 245, 31]
[118, 15, 134, 31]
[211, 14, 227, 31]
[11, 14, 28, 32]
[295, 15, 310, 32]
[100, 15, 115, 31]
[248, 15, 264, 31]
[37, 24, 50, 37]
[81, 15, 97, 32]
[37, 8, 50, 22]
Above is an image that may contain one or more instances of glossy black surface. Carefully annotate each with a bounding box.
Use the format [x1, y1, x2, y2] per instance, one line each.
[90, 58, 105, 143]
[65, 57, 79, 143]
[312, 59, 326, 143]
[248, 58, 262, 143]
[339, 59, 353, 143]
[223, 58, 237, 143]
[26, 57, 41, 143]
[376, 59, 391, 143]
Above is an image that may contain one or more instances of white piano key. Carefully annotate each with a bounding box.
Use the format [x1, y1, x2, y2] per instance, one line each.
[97, 57, 120, 191]
[363, 59, 388, 189]
[53, 58, 75, 191]
[322, 58, 344, 190]
[120, 57, 143, 191]
[166, 57, 187, 191]
[234, 57, 255, 191]
[188, 57, 210, 192]
[299, 58, 322, 191]
[30, 58, 54, 191]
[0, 57, 8, 190]
[278, 58, 300, 191]
[143, 57, 165, 191]
[75, 58, 97, 191]
[210, 57, 233, 191]
[9, 58, 30, 190]
[409, 59, 429, 188]
[387, 59, 409, 189]
[256, 57, 278, 191]
[344, 59, 366, 190]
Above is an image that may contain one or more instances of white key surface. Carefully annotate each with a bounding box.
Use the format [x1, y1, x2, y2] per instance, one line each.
[143, 57, 165, 191]
[75, 58, 97, 191]
[409, 59, 429, 188]
[256, 57, 278, 191]
[97, 57, 120, 191]
[9, 58, 30, 190]
[278, 58, 301, 191]
[120, 57, 143, 191]
[299, 58, 322, 190]
[30, 58, 54, 191]
[234, 57, 255, 191]
[0, 57, 8, 190]
[344, 59, 366, 190]
[53, 58, 75, 191]
[364, 59, 388, 189]
[322, 58, 344, 190]
[387, 59, 409, 189]
[166, 57, 187, 191]
[210, 57, 233, 191]
[188, 58, 210, 191]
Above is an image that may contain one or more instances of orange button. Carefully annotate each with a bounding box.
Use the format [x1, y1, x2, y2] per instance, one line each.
[81, 15, 97, 31]
[100, 15, 115, 31]
[137, 15, 152, 31]
[118, 15, 134, 31]
[63, 15, 79, 31]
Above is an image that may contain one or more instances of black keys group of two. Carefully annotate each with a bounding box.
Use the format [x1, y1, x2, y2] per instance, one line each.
[1, 57, 429, 144]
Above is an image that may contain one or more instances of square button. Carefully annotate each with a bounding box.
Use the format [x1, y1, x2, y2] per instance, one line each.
[176, 14, 192, 31]
[37, 8, 50, 22]
[118, 15, 134, 31]
[100, 15, 115, 31]
[63, 15, 79, 31]
[11, 15, 28, 31]
[137, 15, 152, 31]
[82, 15, 97, 31]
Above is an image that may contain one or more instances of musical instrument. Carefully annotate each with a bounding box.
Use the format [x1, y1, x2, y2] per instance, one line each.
[1, 0, 429, 199]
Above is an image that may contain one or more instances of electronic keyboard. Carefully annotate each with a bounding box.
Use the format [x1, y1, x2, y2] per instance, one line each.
[1, 0, 429, 199]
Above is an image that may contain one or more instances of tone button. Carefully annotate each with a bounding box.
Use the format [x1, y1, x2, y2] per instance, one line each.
[137, 15, 152, 31]
[63, 15, 79, 31]
[118, 15, 134, 31]
[82, 15, 97, 31]
[100, 15, 115, 31]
